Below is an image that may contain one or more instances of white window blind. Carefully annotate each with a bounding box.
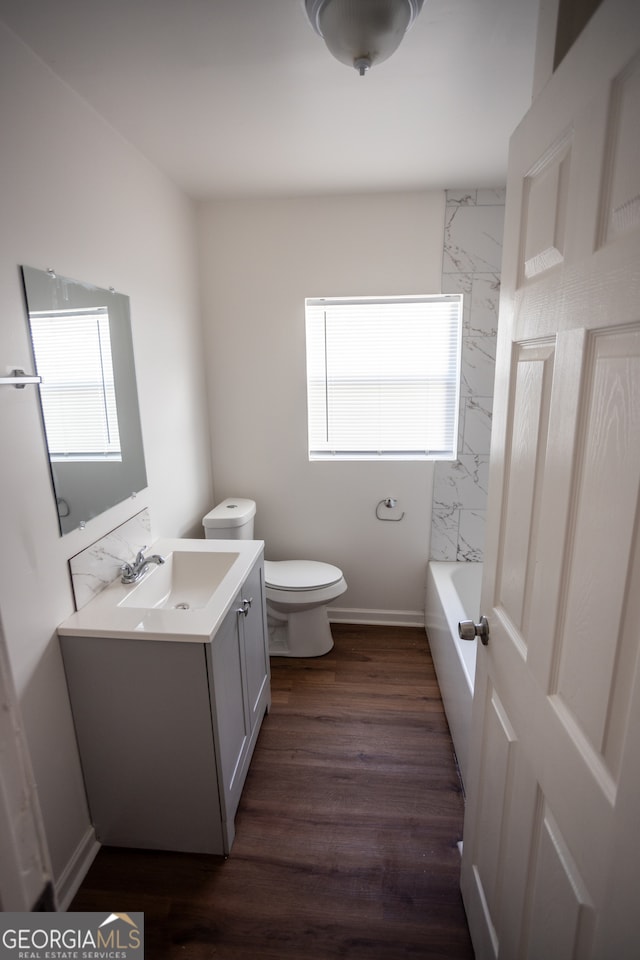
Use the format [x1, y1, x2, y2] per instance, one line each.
[305, 295, 462, 460]
[29, 308, 122, 461]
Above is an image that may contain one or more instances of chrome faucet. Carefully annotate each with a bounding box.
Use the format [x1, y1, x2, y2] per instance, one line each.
[120, 547, 165, 584]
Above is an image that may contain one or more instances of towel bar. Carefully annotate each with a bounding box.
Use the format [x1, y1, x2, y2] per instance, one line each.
[0, 368, 42, 388]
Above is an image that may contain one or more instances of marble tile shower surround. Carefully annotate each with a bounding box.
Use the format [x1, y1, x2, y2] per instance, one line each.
[430, 189, 505, 562]
[69, 508, 152, 610]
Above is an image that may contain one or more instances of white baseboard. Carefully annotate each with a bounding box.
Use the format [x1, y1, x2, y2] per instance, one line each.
[55, 827, 100, 911]
[328, 607, 424, 628]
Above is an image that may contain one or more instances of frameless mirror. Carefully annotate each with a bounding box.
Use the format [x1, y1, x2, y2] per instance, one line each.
[21, 266, 148, 535]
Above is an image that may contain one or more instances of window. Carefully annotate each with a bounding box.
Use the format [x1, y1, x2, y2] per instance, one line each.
[305, 295, 462, 461]
[29, 307, 122, 462]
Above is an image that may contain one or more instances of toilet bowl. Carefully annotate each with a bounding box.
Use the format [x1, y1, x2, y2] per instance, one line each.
[264, 559, 347, 657]
[202, 499, 347, 658]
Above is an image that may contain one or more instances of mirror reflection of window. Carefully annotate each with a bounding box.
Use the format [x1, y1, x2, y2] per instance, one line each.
[21, 264, 148, 536]
[29, 307, 122, 462]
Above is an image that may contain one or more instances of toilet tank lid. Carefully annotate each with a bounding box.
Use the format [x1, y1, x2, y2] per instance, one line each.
[203, 498, 256, 528]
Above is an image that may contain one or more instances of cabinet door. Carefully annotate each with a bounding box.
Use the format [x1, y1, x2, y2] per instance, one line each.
[208, 602, 250, 823]
[240, 560, 271, 731]
[61, 636, 224, 854]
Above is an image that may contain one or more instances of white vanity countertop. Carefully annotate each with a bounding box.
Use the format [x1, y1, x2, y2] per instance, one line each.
[57, 538, 264, 643]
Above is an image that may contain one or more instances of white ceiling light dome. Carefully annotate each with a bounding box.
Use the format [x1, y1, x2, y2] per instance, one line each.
[304, 0, 425, 76]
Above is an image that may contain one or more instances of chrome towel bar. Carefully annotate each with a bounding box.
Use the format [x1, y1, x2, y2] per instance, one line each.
[0, 368, 42, 388]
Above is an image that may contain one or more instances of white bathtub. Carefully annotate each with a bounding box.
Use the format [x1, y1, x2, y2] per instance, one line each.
[425, 561, 482, 789]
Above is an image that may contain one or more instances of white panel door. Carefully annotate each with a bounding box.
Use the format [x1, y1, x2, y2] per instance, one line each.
[460, 1, 640, 957]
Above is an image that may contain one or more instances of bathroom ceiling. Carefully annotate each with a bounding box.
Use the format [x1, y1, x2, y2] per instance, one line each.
[0, 0, 539, 199]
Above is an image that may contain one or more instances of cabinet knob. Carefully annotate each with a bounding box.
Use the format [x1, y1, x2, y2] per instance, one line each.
[237, 597, 253, 617]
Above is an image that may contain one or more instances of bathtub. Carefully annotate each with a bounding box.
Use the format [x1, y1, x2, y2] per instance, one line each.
[425, 561, 482, 789]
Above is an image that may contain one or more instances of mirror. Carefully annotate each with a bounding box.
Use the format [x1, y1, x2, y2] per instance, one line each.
[21, 266, 148, 535]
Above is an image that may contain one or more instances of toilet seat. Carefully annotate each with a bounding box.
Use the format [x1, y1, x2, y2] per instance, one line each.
[264, 559, 343, 592]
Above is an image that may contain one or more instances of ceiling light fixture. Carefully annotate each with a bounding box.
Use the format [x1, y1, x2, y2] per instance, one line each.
[304, 0, 424, 76]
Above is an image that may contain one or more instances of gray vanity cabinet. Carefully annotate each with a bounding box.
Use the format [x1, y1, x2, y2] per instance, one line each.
[60, 556, 270, 856]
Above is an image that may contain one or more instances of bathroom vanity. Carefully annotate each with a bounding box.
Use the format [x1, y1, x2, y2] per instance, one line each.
[58, 539, 271, 856]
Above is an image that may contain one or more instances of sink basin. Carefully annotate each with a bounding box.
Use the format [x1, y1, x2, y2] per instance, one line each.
[119, 550, 239, 611]
[57, 538, 265, 643]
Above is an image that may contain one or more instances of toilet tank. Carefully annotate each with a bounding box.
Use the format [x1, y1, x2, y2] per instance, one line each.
[203, 498, 256, 540]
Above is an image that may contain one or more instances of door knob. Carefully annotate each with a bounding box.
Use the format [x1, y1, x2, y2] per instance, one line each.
[458, 616, 490, 645]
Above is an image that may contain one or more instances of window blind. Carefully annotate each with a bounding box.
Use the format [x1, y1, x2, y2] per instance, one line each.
[305, 295, 462, 460]
[29, 308, 122, 461]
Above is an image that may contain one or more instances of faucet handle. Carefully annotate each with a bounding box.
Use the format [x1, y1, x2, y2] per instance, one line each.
[134, 546, 148, 563]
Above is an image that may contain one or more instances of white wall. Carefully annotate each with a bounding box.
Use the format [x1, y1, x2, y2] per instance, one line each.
[198, 192, 445, 620]
[0, 22, 213, 901]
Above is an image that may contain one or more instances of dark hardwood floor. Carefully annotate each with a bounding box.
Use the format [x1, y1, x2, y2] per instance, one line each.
[71, 624, 474, 959]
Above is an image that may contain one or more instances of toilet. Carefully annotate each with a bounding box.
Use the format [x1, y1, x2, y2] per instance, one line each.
[202, 498, 347, 658]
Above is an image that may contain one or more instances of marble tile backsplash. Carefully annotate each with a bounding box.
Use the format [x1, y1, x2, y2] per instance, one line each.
[431, 189, 505, 562]
[69, 508, 152, 610]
